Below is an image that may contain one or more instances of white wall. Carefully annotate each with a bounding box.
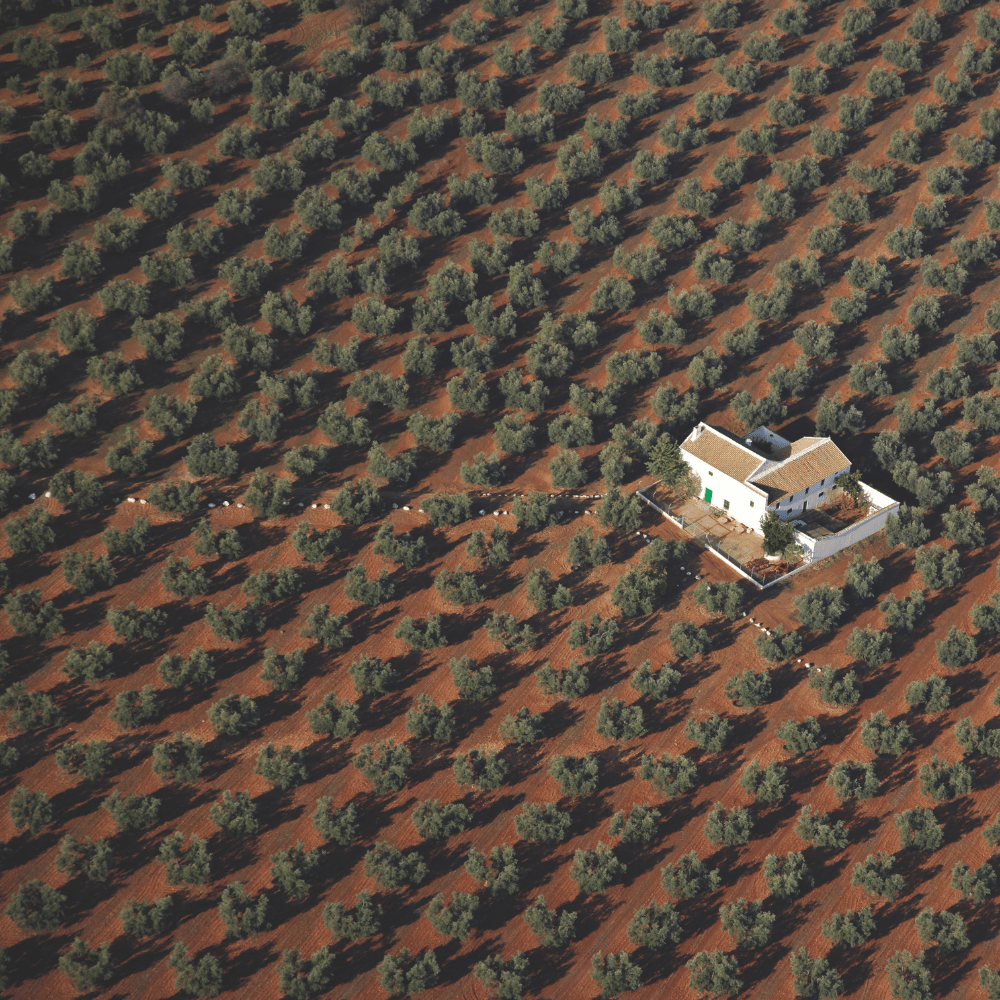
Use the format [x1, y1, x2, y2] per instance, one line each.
[794, 483, 900, 562]
[683, 451, 768, 532]
[861, 482, 897, 510]
[770, 464, 852, 518]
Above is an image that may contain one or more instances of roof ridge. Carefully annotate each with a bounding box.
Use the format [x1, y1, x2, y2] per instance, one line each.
[702, 423, 761, 458]
[682, 423, 771, 488]
[702, 425, 770, 483]
[750, 440, 851, 503]
[773, 437, 828, 468]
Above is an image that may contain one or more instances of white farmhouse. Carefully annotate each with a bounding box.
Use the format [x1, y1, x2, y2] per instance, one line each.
[679, 423, 851, 532]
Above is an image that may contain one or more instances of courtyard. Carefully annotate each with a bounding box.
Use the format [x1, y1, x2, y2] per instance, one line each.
[638, 484, 775, 577]
[670, 494, 769, 567]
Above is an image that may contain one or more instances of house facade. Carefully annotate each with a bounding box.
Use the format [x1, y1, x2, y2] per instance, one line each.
[679, 423, 852, 534]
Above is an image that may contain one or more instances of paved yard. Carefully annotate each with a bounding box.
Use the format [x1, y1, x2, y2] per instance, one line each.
[669, 495, 768, 567]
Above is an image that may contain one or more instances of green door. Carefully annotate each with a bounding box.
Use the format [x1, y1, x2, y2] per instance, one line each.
[704, 487, 713, 503]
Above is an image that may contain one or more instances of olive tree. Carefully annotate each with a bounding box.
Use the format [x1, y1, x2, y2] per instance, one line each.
[851, 852, 905, 901]
[704, 804, 754, 847]
[719, 898, 774, 949]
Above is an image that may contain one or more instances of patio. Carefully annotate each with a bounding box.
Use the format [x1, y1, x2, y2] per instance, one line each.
[671, 495, 767, 565]
[791, 506, 854, 541]
[637, 485, 805, 585]
[638, 477, 898, 586]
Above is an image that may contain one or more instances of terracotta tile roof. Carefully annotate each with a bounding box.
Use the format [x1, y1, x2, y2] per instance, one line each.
[682, 428, 762, 483]
[789, 437, 825, 456]
[751, 440, 850, 502]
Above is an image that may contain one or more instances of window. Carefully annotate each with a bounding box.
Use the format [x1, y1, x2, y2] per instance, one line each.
[723, 499, 730, 511]
[819, 478, 825, 486]
[818, 492, 824, 498]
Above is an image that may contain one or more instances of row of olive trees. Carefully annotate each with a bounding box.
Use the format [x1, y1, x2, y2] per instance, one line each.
[5, 1, 992, 992]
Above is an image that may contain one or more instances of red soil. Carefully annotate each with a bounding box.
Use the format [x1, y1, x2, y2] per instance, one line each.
[3, 0, 1000, 997]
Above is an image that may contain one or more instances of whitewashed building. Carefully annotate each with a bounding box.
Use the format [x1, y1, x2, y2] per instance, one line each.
[679, 423, 852, 531]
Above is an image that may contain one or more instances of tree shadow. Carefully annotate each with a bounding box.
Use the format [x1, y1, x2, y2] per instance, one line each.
[527, 943, 575, 992]
[472, 791, 525, 830]
[221, 940, 277, 991]
[7, 930, 74, 985]
[255, 785, 307, 833]
[618, 837, 669, 887]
